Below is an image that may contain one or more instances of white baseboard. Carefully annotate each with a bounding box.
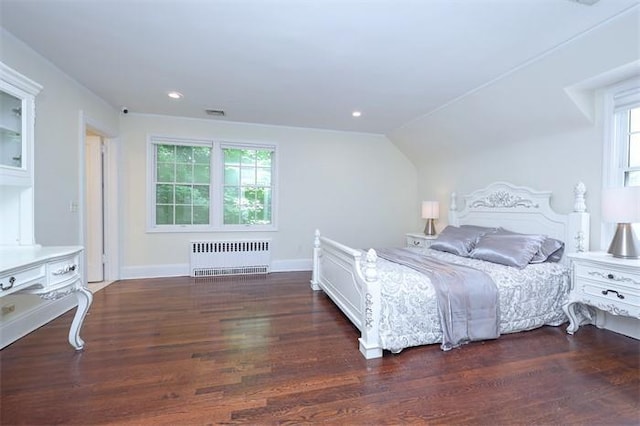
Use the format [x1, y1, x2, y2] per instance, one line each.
[120, 259, 313, 280]
[600, 313, 640, 340]
[0, 295, 77, 349]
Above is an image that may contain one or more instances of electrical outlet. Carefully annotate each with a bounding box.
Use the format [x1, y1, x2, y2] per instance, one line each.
[69, 201, 78, 212]
[2, 304, 16, 315]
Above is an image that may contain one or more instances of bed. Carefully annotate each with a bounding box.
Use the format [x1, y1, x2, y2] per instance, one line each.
[310, 182, 591, 359]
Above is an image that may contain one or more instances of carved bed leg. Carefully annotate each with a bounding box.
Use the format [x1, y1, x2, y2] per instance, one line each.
[68, 287, 93, 350]
[563, 301, 580, 335]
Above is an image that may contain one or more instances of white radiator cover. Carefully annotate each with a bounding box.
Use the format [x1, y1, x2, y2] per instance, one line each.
[190, 239, 271, 277]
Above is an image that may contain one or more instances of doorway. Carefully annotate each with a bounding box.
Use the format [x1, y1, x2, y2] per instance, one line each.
[80, 111, 119, 289]
[85, 132, 104, 282]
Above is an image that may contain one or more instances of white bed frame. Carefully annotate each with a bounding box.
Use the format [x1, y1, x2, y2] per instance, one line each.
[310, 182, 590, 359]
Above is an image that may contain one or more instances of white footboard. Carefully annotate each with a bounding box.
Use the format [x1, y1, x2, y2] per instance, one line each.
[310, 230, 382, 359]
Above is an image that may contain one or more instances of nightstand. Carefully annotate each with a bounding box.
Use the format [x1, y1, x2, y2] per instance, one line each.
[406, 233, 437, 249]
[563, 252, 640, 335]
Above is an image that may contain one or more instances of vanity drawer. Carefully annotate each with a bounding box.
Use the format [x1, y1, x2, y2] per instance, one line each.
[47, 253, 81, 286]
[0, 264, 46, 295]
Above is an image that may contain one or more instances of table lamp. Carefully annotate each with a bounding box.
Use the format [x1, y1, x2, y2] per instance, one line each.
[602, 186, 640, 259]
[421, 201, 439, 236]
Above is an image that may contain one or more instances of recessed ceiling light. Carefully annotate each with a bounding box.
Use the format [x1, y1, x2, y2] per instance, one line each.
[167, 91, 183, 99]
[352, 111, 362, 118]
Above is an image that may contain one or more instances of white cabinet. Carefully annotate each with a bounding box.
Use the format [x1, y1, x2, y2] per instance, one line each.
[563, 252, 640, 335]
[0, 63, 41, 246]
[0, 62, 41, 186]
[0, 246, 92, 350]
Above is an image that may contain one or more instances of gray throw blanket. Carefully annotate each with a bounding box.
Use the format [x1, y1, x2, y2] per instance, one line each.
[376, 248, 500, 351]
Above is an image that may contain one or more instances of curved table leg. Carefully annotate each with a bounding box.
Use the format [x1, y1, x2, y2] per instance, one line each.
[68, 287, 93, 350]
[562, 301, 580, 335]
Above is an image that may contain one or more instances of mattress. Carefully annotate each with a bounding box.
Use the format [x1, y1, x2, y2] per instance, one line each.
[372, 247, 571, 353]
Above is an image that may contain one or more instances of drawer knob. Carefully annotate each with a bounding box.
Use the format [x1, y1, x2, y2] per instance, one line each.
[601, 289, 625, 300]
[1, 276, 16, 291]
[607, 273, 614, 280]
[413, 241, 420, 246]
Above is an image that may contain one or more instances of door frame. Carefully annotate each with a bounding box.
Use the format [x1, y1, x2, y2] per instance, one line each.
[78, 111, 119, 282]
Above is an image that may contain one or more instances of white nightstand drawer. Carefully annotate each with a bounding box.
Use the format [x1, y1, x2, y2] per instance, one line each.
[580, 278, 640, 309]
[406, 233, 436, 248]
[574, 264, 640, 287]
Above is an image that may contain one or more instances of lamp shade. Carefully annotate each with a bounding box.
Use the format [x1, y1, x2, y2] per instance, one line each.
[602, 186, 640, 223]
[421, 201, 440, 219]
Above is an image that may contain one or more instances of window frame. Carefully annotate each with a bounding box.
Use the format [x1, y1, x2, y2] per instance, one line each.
[602, 77, 640, 247]
[146, 135, 278, 233]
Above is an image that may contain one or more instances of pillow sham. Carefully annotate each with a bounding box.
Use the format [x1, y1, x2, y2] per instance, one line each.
[470, 233, 546, 269]
[496, 228, 565, 263]
[430, 225, 495, 257]
[530, 237, 564, 263]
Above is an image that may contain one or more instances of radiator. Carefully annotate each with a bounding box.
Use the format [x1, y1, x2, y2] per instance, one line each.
[190, 240, 271, 277]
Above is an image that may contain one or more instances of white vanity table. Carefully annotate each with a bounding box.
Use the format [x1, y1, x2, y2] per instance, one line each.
[0, 62, 92, 350]
[0, 246, 92, 349]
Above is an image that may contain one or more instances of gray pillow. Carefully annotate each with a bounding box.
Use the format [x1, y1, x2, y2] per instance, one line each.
[470, 233, 546, 269]
[430, 225, 495, 257]
[496, 228, 564, 263]
[530, 237, 564, 263]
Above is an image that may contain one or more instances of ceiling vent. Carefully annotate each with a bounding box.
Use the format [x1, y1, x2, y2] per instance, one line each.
[205, 109, 225, 117]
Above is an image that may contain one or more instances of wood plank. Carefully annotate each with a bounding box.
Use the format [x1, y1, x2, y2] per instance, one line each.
[1, 272, 638, 424]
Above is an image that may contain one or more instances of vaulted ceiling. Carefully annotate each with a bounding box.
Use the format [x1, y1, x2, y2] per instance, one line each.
[1, 0, 638, 134]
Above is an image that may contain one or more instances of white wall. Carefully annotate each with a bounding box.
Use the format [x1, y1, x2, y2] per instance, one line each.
[389, 8, 640, 251]
[0, 29, 119, 338]
[0, 29, 120, 246]
[119, 114, 417, 278]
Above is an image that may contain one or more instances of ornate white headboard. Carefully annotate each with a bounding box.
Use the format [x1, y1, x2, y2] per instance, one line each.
[449, 182, 590, 262]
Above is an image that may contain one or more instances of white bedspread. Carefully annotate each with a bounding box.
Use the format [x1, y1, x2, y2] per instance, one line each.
[371, 247, 571, 353]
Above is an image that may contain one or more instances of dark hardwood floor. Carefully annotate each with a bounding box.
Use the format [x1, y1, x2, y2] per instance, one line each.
[1, 272, 638, 425]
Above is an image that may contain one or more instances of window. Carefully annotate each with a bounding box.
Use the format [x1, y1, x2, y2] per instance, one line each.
[148, 136, 276, 232]
[621, 106, 640, 186]
[602, 79, 640, 248]
[605, 81, 640, 189]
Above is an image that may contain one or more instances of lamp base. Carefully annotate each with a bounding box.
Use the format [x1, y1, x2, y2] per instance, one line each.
[424, 219, 437, 236]
[608, 223, 640, 259]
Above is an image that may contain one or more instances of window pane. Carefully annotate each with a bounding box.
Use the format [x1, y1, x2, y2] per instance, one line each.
[157, 144, 175, 163]
[193, 146, 210, 164]
[192, 185, 209, 206]
[224, 148, 241, 164]
[256, 167, 271, 186]
[241, 167, 256, 185]
[193, 206, 209, 224]
[625, 171, 640, 186]
[223, 187, 240, 224]
[630, 107, 640, 133]
[241, 150, 256, 165]
[224, 166, 239, 185]
[629, 133, 640, 168]
[156, 184, 174, 204]
[176, 145, 192, 163]
[175, 163, 193, 183]
[250, 188, 271, 223]
[175, 205, 192, 224]
[157, 163, 174, 182]
[175, 185, 192, 204]
[257, 151, 272, 167]
[156, 205, 174, 225]
[193, 164, 210, 184]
